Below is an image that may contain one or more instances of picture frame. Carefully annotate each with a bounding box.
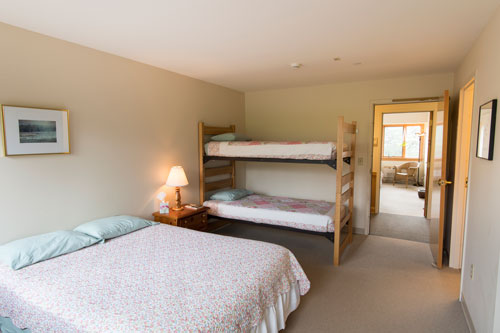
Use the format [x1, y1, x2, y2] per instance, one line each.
[1, 105, 70, 156]
[476, 99, 497, 160]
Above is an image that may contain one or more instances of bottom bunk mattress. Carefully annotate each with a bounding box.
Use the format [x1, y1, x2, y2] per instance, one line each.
[0, 224, 310, 332]
[204, 194, 346, 233]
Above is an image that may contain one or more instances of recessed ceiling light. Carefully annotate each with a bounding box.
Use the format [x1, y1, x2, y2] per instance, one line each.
[290, 63, 303, 69]
[333, 57, 341, 61]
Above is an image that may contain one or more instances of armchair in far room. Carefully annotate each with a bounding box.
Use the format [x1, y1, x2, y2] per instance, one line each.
[393, 162, 419, 188]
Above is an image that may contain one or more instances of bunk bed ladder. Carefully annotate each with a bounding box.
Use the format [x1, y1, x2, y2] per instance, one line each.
[199, 122, 236, 204]
[334, 116, 357, 266]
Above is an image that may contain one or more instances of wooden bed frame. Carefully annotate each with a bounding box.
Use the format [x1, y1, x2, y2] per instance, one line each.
[198, 116, 357, 266]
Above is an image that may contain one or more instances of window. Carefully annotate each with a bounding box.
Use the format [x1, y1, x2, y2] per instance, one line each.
[382, 124, 424, 160]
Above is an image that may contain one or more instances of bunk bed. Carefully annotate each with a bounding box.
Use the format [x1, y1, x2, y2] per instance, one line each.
[198, 116, 357, 266]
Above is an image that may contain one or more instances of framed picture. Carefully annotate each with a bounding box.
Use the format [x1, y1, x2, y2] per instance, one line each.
[1, 105, 70, 156]
[476, 99, 497, 160]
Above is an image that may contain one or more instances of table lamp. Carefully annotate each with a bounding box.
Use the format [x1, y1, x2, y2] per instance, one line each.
[166, 166, 189, 211]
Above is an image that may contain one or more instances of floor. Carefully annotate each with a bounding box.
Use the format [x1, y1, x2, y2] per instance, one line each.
[214, 223, 468, 333]
[373, 183, 429, 243]
[379, 183, 425, 217]
[370, 213, 430, 243]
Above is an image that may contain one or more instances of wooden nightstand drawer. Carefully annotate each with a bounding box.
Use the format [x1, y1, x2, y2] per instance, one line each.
[154, 215, 172, 225]
[153, 207, 208, 232]
[180, 213, 207, 230]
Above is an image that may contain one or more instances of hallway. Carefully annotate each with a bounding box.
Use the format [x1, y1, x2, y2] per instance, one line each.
[372, 182, 429, 243]
[370, 212, 430, 243]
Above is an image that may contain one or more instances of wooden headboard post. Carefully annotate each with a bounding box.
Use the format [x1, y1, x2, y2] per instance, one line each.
[198, 122, 206, 204]
[229, 125, 236, 189]
[198, 122, 236, 204]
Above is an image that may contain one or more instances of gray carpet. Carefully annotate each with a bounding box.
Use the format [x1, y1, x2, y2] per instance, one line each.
[370, 213, 430, 243]
[213, 222, 468, 333]
[379, 183, 425, 217]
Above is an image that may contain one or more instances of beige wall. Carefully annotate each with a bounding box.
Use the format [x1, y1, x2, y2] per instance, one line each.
[245, 73, 453, 233]
[0, 23, 245, 244]
[383, 112, 430, 124]
[453, 6, 500, 333]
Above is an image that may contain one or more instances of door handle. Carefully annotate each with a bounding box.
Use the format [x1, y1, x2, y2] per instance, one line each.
[438, 179, 452, 186]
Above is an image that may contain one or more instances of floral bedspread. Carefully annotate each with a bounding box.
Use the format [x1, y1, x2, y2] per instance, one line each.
[205, 141, 338, 160]
[205, 194, 344, 233]
[0, 225, 309, 332]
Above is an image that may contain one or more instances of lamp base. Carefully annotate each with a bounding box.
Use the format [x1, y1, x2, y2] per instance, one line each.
[172, 186, 183, 211]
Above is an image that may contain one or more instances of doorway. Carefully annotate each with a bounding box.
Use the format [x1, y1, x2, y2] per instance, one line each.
[449, 78, 475, 269]
[370, 108, 431, 243]
[370, 92, 451, 268]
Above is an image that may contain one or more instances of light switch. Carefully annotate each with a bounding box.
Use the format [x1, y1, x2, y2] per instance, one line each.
[358, 157, 363, 166]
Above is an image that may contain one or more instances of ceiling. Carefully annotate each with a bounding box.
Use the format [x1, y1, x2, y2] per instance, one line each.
[0, 0, 499, 92]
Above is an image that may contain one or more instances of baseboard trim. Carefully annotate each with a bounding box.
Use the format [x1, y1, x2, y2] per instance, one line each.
[353, 227, 365, 235]
[461, 293, 475, 333]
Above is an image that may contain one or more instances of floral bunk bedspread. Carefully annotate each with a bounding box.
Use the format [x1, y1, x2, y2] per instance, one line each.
[204, 194, 346, 233]
[205, 141, 340, 160]
[0, 224, 310, 332]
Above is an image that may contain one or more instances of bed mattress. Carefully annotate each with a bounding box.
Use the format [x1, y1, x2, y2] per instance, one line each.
[0, 224, 309, 332]
[205, 141, 339, 160]
[204, 194, 346, 233]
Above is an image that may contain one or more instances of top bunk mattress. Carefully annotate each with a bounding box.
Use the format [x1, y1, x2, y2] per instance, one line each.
[205, 141, 339, 160]
[204, 194, 346, 233]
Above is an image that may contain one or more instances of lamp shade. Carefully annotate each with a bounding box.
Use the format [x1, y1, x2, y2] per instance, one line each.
[166, 166, 189, 187]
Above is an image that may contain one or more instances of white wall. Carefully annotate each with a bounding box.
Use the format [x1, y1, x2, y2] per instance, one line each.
[0, 23, 245, 244]
[245, 73, 454, 233]
[454, 6, 500, 333]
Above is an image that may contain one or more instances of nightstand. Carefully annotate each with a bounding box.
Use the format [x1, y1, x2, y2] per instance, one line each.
[152, 206, 209, 231]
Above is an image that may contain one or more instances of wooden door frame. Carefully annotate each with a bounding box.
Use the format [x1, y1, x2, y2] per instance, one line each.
[449, 78, 475, 269]
[371, 103, 437, 217]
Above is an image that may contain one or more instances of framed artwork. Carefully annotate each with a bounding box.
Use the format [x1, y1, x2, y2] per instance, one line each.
[1, 105, 70, 156]
[476, 99, 497, 160]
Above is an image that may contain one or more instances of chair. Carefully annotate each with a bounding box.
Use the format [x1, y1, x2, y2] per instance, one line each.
[393, 162, 419, 188]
